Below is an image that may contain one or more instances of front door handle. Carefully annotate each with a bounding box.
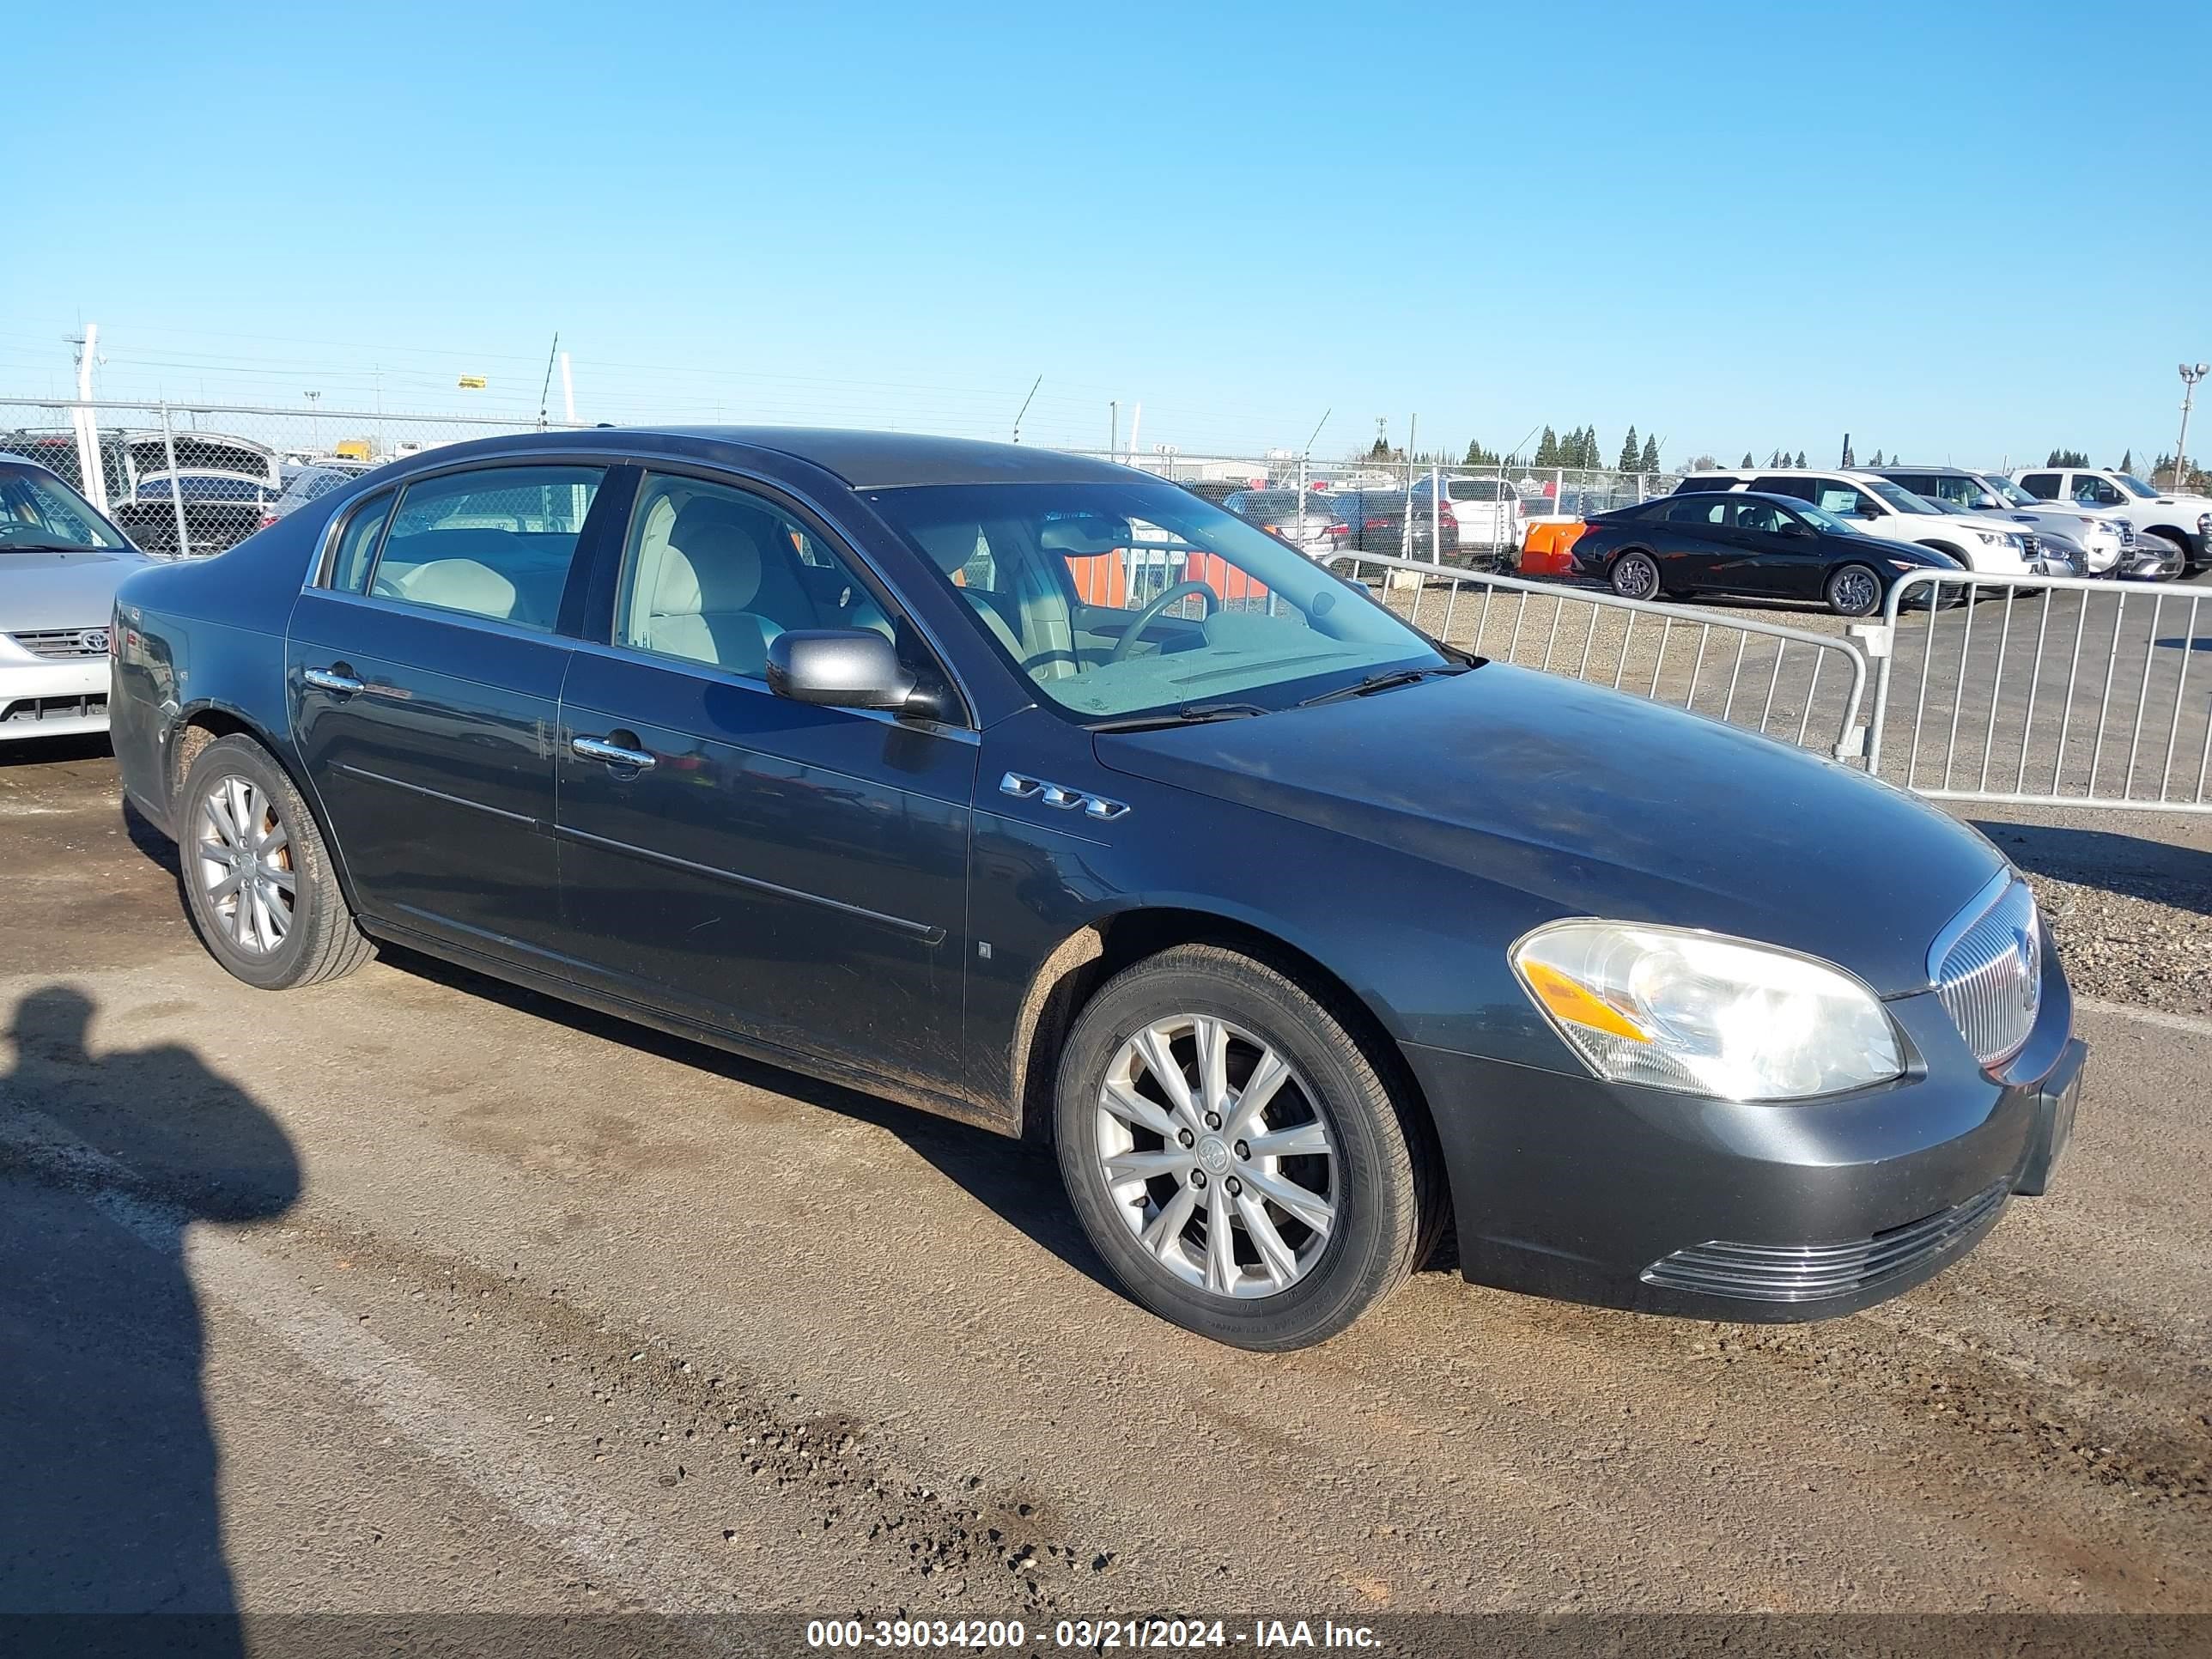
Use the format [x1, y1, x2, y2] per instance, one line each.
[303, 666, 365, 695]
[571, 735, 656, 770]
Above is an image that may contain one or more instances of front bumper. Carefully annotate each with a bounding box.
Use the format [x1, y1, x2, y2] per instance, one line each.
[1404, 956, 2081, 1322]
[0, 654, 112, 741]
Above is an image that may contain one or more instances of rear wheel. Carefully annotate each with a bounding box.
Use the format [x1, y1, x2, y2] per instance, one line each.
[1609, 550, 1660, 601]
[1825, 562, 1882, 617]
[178, 733, 374, 991]
[1054, 945, 1437, 1350]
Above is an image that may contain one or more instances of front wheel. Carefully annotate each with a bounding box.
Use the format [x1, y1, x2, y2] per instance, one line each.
[1826, 562, 1883, 617]
[1054, 945, 1438, 1350]
[1608, 550, 1660, 601]
[178, 733, 374, 990]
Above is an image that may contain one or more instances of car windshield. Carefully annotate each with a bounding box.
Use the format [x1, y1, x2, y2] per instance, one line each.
[2115, 474, 2160, 499]
[0, 468, 129, 550]
[1975, 473, 2039, 507]
[866, 480, 1447, 722]
[1868, 480, 1936, 514]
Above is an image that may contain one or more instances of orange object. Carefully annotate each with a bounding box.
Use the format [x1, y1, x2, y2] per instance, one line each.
[1518, 520, 1589, 578]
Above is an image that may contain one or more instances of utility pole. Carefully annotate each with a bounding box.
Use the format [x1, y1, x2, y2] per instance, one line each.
[559, 351, 577, 425]
[66, 325, 107, 512]
[1109, 400, 1117, 459]
[2176, 362, 2209, 490]
[1011, 374, 1042, 444]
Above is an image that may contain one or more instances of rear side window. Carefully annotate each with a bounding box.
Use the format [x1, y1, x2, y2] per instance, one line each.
[326, 489, 395, 592]
[372, 465, 605, 630]
[2019, 472, 2060, 501]
[1665, 499, 1729, 525]
[1674, 474, 1734, 494]
[1749, 476, 1815, 502]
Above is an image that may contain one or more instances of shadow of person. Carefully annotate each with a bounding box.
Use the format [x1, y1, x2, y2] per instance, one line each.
[0, 986, 299, 1656]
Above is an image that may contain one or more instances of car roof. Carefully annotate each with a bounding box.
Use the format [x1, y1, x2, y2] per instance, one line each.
[371, 426, 1140, 490]
[0, 456, 65, 480]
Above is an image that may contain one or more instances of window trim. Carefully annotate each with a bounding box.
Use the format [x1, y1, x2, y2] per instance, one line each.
[593, 460, 976, 732]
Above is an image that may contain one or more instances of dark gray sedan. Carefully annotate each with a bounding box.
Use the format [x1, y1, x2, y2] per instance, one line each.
[107, 428, 2085, 1349]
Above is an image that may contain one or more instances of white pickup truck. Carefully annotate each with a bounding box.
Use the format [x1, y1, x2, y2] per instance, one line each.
[2009, 467, 2212, 574]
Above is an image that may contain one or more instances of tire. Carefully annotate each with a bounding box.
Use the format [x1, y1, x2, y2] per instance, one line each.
[2146, 532, 2197, 575]
[1608, 550, 1660, 601]
[1825, 562, 1882, 617]
[1054, 944, 1438, 1350]
[177, 733, 374, 990]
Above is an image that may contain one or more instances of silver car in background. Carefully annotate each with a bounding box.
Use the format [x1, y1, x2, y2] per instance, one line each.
[0, 459, 150, 741]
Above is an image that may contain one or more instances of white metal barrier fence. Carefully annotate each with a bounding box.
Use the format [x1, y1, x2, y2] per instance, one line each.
[1327, 548, 1871, 763]
[1866, 569, 2212, 811]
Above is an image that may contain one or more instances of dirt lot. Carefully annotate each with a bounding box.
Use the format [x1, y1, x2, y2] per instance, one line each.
[3, 737, 2210, 1640]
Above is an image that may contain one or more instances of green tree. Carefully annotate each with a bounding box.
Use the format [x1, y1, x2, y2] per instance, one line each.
[1639, 434, 1660, 473]
[2119, 448, 2133, 472]
[1534, 427, 1559, 466]
[1616, 426, 1640, 471]
[1741, 452, 1755, 468]
[1869, 448, 1885, 466]
[1839, 434, 1855, 467]
[2045, 447, 2088, 468]
[1795, 450, 1808, 468]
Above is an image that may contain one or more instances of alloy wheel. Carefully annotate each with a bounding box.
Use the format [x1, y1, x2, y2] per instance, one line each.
[196, 775, 295, 956]
[1834, 568, 1879, 614]
[1094, 1014, 1338, 1299]
[1613, 556, 1656, 599]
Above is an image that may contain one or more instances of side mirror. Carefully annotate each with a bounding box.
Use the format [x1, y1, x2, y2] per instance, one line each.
[766, 629, 917, 710]
[1778, 520, 1813, 538]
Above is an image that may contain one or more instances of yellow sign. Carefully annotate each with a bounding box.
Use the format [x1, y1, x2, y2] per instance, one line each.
[457, 375, 488, 389]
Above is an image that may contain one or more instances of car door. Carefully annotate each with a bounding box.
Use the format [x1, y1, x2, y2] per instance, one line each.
[288, 460, 609, 964]
[1651, 497, 1738, 588]
[1726, 498, 1826, 599]
[553, 466, 978, 1103]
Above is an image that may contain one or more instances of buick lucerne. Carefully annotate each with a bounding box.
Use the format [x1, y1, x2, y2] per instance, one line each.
[109, 429, 2085, 1349]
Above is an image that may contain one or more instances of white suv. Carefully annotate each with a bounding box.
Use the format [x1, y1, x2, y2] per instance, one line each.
[1672, 469, 2056, 575]
[2009, 467, 2212, 574]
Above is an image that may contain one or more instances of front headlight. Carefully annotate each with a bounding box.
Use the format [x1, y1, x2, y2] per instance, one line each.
[1971, 529, 2022, 550]
[1511, 921, 1904, 1101]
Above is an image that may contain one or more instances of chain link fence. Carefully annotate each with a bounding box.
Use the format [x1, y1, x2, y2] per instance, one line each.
[0, 398, 586, 558]
[2, 398, 1679, 568]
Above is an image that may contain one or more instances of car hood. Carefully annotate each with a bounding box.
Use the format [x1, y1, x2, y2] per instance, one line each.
[0, 549, 144, 630]
[1096, 665, 2006, 996]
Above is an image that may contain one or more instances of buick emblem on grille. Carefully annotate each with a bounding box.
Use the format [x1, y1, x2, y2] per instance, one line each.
[79, 629, 109, 653]
[2014, 924, 2040, 1013]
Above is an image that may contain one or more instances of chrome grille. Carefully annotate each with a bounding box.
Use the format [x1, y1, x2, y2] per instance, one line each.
[1641, 1182, 2008, 1302]
[9, 628, 108, 659]
[2118, 521, 2137, 546]
[2018, 532, 2041, 561]
[1932, 876, 2040, 1066]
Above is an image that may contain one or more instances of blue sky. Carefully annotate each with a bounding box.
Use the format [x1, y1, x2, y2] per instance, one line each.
[9, 0, 2208, 469]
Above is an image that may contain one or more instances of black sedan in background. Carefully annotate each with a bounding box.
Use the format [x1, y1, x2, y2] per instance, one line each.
[108, 429, 2081, 1350]
[1570, 490, 1961, 615]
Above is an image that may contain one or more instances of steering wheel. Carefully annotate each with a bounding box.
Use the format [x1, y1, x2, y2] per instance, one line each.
[1108, 580, 1218, 664]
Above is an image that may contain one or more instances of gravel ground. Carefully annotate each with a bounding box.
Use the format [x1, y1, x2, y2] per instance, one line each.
[3, 718, 2210, 1640]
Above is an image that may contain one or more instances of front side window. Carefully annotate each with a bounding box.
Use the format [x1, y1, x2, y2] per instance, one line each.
[371, 465, 604, 629]
[2073, 476, 2126, 507]
[0, 468, 128, 551]
[615, 472, 892, 678]
[868, 481, 1445, 722]
[1978, 474, 2040, 508]
[1748, 475, 1814, 503]
[1732, 500, 1795, 535]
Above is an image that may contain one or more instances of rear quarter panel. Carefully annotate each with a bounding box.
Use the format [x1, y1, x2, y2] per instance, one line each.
[111, 511, 329, 831]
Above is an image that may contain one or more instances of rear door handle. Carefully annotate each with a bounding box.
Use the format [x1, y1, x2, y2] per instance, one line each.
[303, 666, 365, 695]
[571, 735, 656, 770]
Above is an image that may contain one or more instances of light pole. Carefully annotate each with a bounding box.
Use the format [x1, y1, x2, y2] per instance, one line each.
[2178, 362, 2209, 490]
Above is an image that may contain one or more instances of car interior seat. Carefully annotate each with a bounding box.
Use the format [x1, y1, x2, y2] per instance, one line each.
[636, 504, 783, 674]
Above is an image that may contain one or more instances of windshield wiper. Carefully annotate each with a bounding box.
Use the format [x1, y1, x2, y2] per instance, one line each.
[1086, 702, 1271, 733]
[1294, 665, 1468, 708]
[0, 541, 104, 554]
